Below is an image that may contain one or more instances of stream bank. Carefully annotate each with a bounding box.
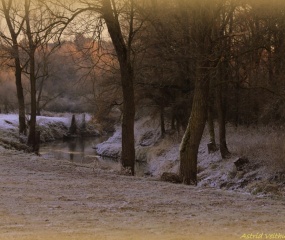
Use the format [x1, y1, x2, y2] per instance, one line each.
[1, 113, 285, 196]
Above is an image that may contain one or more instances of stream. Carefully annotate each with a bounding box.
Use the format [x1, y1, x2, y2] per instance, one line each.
[40, 136, 148, 176]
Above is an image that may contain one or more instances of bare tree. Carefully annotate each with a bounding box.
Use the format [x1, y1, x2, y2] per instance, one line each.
[179, 1, 221, 185]
[0, 0, 27, 134]
[33, 0, 144, 169]
[101, 0, 139, 174]
[22, 0, 67, 151]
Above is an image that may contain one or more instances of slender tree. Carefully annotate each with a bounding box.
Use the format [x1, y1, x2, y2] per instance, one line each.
[101, 0, 142, 174]
[179, 1, 219, 185]
[22, 0, 67, 151]
[0, 0, 27, 135]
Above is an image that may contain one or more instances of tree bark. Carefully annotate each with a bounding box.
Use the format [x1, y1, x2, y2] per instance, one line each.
[160, 106, 166, 136]
[207, 80, 216, 148]
[207, 105, 217, 153]
[217, 96, 230, 158]
[216, 63, 230, 158]
[1, 0, 27, 135]
[102, 0, 136, 175]
[69, 114, 77, 134]
[15, 50, 27, 135]
[180, 63, 209, 185]
[36, 78, 45, 116]
[27, 48, 37, 151]
[121, 67, 135, 174]
[25, 0, 37, 151]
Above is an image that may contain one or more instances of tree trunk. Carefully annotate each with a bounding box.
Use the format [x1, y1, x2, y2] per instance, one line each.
[207, 106, 217, 153]
[216, 64, 230, 159]
[27, 49, 37, 151]
[121, 66, 135, 174]
[1, 0, 27, 135]
[207, 80, 216, 149]
[36, 81, 43, 116]
[25, 0, 38, 151]
[160, 106, 166, 137]
[15, 57, 27, 135]
[102, 0, 136, 175]
[69, 114, 77, 134]
[234, 83, 240, 127]
[180, 63, 209, 185]
[171, 113, 175, 130]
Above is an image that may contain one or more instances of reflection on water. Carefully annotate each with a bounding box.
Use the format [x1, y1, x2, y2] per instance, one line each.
[40, 136, 148, 176]
[40, 137, 108, 164]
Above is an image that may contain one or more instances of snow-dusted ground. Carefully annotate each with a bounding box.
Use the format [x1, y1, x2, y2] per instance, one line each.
[95, 116, 175, 172]
[0, 113, 71, 145]
[0, 114, 70, 130]
[0, 147, 284, 240]
[0, 114, 23, 130]
[95, 117, 285, 197]
[1, 113, 285, 196]
[0, 114, 285, 239]
[0, 113, 100, 143]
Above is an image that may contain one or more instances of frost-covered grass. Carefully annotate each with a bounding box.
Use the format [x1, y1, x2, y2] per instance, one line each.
[95, 117, 285, 195]
[1, 112, 284, 195]
[227, 124, 285, 171]
[95, 116, 182, 176]
[197, 124, 285, 195]
[96, 117, 285, 175]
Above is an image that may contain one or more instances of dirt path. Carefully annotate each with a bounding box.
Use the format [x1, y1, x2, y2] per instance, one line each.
[0, 148, 284, 240]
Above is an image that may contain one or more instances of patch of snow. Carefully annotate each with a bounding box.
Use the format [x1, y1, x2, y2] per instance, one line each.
[95, 127, 122, 158]
[0, 114, 19, 130]
[0, 113, 70, 129]
[146, 139, 180, 176]
[0, 113, 101, 145]
[94, 117, 285, 196]
[94, 117, 162, 159]
[94, 116, 180, 176]
[134, 116, 161, 145]
[37, 116, 70, 127]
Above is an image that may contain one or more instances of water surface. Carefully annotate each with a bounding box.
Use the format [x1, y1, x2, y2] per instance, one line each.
[40, 136, 109, 164]
[40, 136, 148, 176]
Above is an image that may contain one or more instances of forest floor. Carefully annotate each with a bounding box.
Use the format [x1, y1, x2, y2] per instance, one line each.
[0, 147, 285, 240]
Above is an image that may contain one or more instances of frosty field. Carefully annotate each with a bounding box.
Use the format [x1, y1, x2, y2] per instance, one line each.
[0, 147, 284, 240]
[0, 113, 284, 239]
